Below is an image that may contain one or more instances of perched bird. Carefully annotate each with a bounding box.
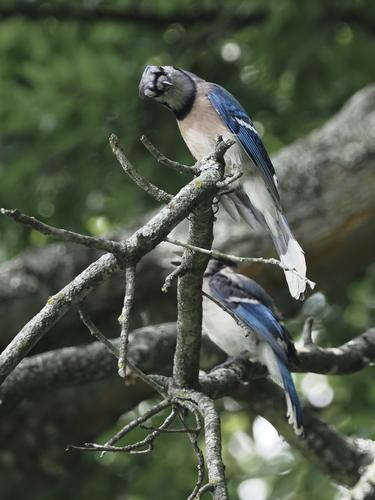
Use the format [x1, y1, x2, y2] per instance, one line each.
[139, 66, 307, 300]
[202, 259, 303, 435]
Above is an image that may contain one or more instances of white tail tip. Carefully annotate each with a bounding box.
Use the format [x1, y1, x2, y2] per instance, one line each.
[281, 238, 307, 300]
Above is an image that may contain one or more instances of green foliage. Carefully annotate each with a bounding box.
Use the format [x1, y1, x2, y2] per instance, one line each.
[1, 2, 375, 499]
[1, 0, 375, 258]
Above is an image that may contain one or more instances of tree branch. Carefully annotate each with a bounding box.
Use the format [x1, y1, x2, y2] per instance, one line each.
[2, 325, 375, 414]
[118, 266, 136, 378]
[295, 327, 375, 374]
[0, 138, 230, 385]
[141, 135, 195, 176]
[173, 138, 232, 388]
[165, 236, 316, 290]
[2, 323, 375, 488]
[2, 85, 375, 344]
[110, 134, 172, 204]
[69, 408, 177, 454]
[0, 208, 122, 255]
[194, 393, 228, 499]
[77, 306, 165, 396]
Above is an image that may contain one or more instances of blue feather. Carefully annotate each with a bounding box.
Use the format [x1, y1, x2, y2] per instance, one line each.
[277, 360, 304, 434]
[235, 302, 288, 362]
[207, 265, 304, 433]
[207, 84, 280, 204]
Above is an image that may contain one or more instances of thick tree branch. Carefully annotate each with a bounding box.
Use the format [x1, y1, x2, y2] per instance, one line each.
[1, 323, 375, 489]
[1, 85, 375, 497]
[2, 325, 374, 414]
[0, 323, 178, 415]
[295, 327, 375, 374]
[173, 138, 233, 388]
[0, 138, 230, 385]
[240, 379, 373, 487]
[2, 84, 374, 347]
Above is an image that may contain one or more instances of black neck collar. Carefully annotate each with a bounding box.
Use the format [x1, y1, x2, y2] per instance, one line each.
[173, 73, 197, 121]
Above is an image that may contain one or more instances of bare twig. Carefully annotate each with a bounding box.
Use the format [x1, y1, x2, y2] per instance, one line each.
[77, 306, 166, 395]
[139, 424, 199, 433]
[0, 208, 122, 254]
[216, 171, 243, 188]
[78, 306, 119, 357]
[209, 136, 235, 163]
[165, 236, 316, 290]
[69, 408, 176, 454]
[161, 261, 189, 293]
[195, 483, 215, 498]
[141, 135, 196, 176]
[161, 266, 182, 293]
[110, 134, 172, 203]
[118, 266, 136, 378]
[169, 387, 228, 499]
[99, 399, 170, 456]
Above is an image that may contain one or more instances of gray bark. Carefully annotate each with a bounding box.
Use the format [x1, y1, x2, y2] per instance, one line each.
[1, 84, 375, 351]
[1, 85, 375, 499]
[1, 324, 375, 499]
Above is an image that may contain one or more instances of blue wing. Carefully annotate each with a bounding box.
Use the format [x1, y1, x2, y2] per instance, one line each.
[208, 266, 303, 434]
[235, 302, 288, 362]
[207, 84, 280, 204]
[209, 270, 296, 364]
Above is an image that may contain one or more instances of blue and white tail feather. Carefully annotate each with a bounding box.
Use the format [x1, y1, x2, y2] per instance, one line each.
[277, 358, 304, 435]
[203, 260, 304, 435]
[207, 84, 308, 300]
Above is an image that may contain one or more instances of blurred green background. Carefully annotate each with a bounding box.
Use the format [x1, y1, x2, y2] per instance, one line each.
[1, 1, 374, 499]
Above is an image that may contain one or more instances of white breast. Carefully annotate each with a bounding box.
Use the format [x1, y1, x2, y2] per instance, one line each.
[202, 294, 258, 357]
[177, 84, 245, 170]
[202, 295, 284, 389]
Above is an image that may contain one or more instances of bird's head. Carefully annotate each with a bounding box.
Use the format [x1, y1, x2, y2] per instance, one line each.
[204, 258, 237, 277]
[139, 65, 200, 119]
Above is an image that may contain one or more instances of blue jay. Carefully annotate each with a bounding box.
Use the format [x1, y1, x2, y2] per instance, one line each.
[139, 66, 307, 300]
[202, 259, 303, 435]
